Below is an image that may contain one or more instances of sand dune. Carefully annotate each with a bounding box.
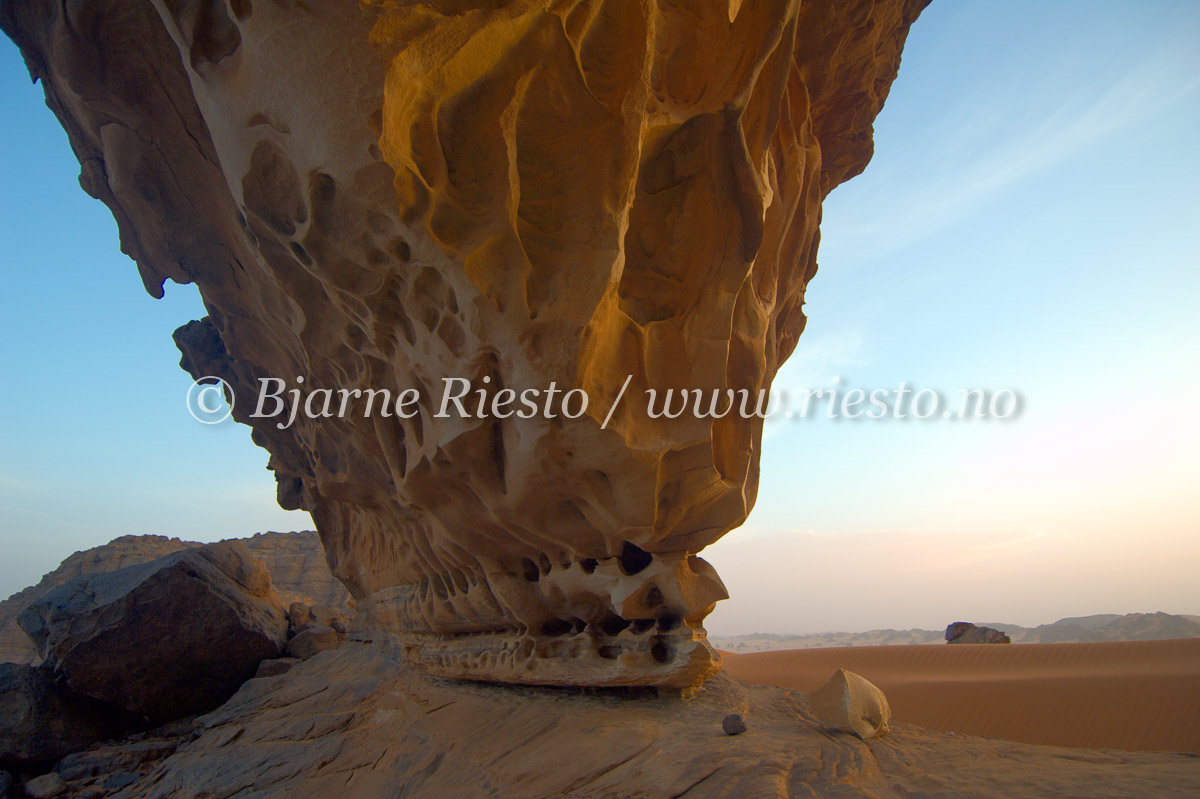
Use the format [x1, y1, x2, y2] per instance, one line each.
[723, 637, 1200, 754]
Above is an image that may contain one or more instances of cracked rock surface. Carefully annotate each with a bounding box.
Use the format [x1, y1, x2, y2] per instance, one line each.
[68, 644, 1200, 799]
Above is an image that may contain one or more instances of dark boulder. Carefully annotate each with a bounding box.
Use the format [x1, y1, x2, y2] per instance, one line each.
[0, 663, 137, 769]
[18, 541, 287, 723]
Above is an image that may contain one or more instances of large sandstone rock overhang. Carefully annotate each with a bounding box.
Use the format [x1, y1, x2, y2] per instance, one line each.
[1, 0, 929, 688]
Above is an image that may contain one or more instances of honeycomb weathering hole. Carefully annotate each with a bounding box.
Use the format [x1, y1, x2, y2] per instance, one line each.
[597, 615, 631, 637]
[541, 619, 574, 637]
[618, 542, 653, 576]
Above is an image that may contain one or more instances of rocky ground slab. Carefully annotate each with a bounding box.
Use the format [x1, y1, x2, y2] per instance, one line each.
[22, 644, 1184, 799]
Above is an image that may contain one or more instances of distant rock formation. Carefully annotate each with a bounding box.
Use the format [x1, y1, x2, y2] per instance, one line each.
[0, 531, 347, 666]
[1054, 611, 1200, 643]
[945, 622, 1012, 645]
[712, 628, 946, 652]
[1, 0, 929, 688]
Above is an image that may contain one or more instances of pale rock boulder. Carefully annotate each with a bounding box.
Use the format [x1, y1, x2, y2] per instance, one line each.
[285, 627, 342, 661]
[287, 602, 348, 637]
[17, 542, 288, 723]
[809, 668, 891, 739]
[22, 772, 66, 799]
[284, 600, 347, 659]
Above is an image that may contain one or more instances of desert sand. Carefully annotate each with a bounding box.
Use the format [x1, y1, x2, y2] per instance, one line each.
[724, 638, 1200, 754]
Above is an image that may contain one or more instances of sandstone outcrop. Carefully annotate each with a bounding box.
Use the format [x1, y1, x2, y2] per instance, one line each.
[49, 731, 185, 797]
[1, 531, 349, 666]
[809, 668, 891, 739]
[284, 601, 350, 659]
[14, 644, 1191, 799]
[18, 541, 288, 723]
[242, 532, 351, 611]
[285, 626, 343, 660]
[0, 536, 199, 666]
[0, 663, 137, 769]
[287, 601, 349, 637]
[946, 622, 1013, 645]
[1, 0, 928, 687]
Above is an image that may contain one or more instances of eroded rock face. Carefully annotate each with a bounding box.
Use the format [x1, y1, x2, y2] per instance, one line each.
[243, 532, 352, 612]
[18, 542, 288, 723]
[1, 0, 928, 687]
[0, 536, 200, 666]
[1, 532, 348, 666]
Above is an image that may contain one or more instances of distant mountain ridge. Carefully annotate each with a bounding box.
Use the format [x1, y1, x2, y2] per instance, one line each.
[712, 612, 1200, 653]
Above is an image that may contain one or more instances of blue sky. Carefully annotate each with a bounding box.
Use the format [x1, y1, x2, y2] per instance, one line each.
[2, 2, 1198, 633]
